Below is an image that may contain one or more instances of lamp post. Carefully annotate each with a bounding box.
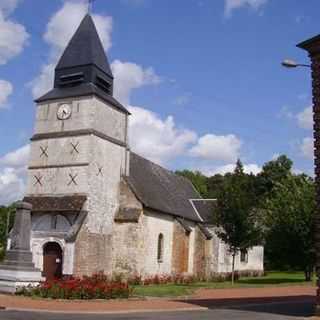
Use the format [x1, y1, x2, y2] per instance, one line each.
[284, 34, 320, 315]
[281, 59, 311, 68]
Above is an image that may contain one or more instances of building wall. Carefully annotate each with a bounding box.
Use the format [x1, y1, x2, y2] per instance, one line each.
[34, 96, 127, 143]
[112, 182, 145, 276]
[171, 221, 190, 274]
[142, 210, 174, 275]
[216, 240, 264, 274]
[73, 226, 112, 276]
[28, 95, 128, 277]
[112, 217, 146, 276]
[30, 233, 74, 275]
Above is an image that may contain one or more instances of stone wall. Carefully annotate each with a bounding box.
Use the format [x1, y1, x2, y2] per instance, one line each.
[193, 226, 211, 278]
[28, 95, 128, 277]
[73, 226, 112, 276]
[34, 96, 127, 143]
[30, 234, 74, 275]
[142, 210, 174, 275]
[112, 180, 144, 275]
[171, 220, 190, 274]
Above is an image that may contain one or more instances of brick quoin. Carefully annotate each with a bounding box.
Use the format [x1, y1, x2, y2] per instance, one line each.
[298, 35, 320, 314]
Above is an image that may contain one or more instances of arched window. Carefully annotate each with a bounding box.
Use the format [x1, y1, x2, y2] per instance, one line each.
[157, 233, 164, 262]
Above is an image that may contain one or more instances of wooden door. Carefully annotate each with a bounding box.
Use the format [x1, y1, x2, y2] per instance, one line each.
[43, 242, 63, 280]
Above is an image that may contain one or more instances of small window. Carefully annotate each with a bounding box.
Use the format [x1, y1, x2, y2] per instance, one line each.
[240, 249, 248, 263]
[59, 72, 84, 86]
[95, 76, 112, 95]
[157, 233, 164, 263]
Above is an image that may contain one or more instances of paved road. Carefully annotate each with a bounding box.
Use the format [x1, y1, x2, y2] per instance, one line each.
[0, 300, 314, 320]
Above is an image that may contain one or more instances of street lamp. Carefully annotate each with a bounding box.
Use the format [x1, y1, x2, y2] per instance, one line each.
[281, 59, 311, 68]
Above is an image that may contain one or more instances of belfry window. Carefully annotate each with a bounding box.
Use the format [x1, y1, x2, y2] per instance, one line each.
[157, 233, 164, 263]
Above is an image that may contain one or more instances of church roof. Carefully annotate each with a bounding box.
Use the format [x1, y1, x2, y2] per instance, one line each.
[56, 14, 113, 77]
[35, 83, 130, 114]
[126, 153, 213, 223]
[36, 14, 130, 114]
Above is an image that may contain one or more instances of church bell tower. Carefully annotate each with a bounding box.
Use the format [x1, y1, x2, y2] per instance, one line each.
[24, 14, 130, 278]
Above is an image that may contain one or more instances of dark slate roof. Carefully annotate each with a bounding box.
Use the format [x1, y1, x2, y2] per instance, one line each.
[24, 195, 87, 212]
[198, 224, 213, 240]
[126, 152, 204, 222]
[191, 199, 216, 224]
[176, 218, 192, 233]
[35, 83, 130, 114]
[56, 14, 112, 77]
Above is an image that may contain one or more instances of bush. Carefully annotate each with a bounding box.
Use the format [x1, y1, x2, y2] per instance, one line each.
[16, 273, 132, 300]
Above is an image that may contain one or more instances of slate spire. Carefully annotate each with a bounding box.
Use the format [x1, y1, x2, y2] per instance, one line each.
[55, 14, 113, 78]
[36, 14, 129, 114]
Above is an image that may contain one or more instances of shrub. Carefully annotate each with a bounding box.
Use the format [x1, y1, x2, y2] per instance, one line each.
[16, 273, 132, 300]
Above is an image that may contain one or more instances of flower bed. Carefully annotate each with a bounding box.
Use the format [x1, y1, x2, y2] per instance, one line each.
[16, 273, 132, 300]
[128, 273, 197, 286]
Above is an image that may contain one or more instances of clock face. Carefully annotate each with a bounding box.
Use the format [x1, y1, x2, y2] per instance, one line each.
[57, 104, 72, 120]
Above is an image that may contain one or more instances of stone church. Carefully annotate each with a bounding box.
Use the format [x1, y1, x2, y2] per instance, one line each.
[2, 14, 263, 283]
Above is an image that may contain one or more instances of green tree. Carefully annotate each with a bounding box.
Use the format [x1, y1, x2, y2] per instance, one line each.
[214, 160, 262, 284]
[175, 170, 208, 197]
[263, 174, 315, 280]
[0, 205, 15, 261]
[256, 155, 293, 197]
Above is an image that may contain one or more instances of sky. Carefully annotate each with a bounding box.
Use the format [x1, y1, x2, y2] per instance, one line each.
[0, 0, 318, 205]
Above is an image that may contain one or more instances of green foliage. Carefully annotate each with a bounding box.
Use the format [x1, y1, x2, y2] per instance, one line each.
[213, 160, 263, 279]
[256, 155, 293, 197]
[175, 170, 208, 197]
[0, 205, 15, 261]
[262, 174, 315, 278]
[177, 155, 315, 278]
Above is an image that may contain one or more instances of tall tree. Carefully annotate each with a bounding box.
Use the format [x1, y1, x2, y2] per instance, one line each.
[175, 170, 208, 197]
[214, 160, 262, 284]
[263, 174, 315, 280]
[256, 155, 293, 196]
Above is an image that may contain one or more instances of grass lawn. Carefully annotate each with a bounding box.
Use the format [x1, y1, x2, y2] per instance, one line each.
[132, 272, 316, 298]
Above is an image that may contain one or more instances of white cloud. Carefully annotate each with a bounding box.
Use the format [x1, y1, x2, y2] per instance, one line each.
[224, 0, 268, 17]
[0, 144, 30, 205]
[128, 106, 197, 165]
[0, 10, 29, 65]
[44, 1, 112, 57]
[0, 167, 26, 205]
[189, 134, 242, 162]
[0, 144, 30, 167]
[112, 60, 161, 105]
[300, 137, 314, 160]
[0, 80, 13, 109]
[201, 163, 261, 176]
[0, 0, 20, 16]
[31, 1, 113, 98]
[297, 106, 313, 130]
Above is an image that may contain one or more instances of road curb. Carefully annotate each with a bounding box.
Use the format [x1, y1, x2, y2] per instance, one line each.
[1, 306, 208, 315]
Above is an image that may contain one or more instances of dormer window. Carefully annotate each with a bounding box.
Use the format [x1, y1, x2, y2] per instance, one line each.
[59, 72, 84, 87]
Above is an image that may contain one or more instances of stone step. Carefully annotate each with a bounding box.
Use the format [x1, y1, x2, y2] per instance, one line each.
[0, 264, 40, 272]
[1, 260, 35, 269]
